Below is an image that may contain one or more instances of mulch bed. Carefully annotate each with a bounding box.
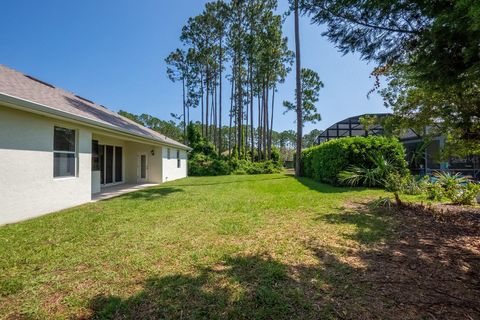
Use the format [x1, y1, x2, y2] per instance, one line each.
[343, 203, 480, 319]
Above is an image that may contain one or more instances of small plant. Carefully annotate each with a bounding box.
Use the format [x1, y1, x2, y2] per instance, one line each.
[401, 175, 423, 195]
[338, 166, 381, 187]
[339, 154, 405, 206]
[422, 172, 479, 205]
[369, 197, 393, 210]
[425, 180, 444, 201]
[448, 182, 480, 205]
[338, 154, 398, 188]
[434, 171, 468, 200]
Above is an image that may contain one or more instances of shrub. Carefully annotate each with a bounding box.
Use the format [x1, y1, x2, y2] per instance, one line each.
[384, 172, 423, 204]
[188, 157, 282, 176]
[186, 124, 218, 176]
[400, 175, 423, 195]
[188, 154, 219, 176]
[338, 154, 399, 188]
[187, 124, 217, 157]
[425, 181, 444, 201]
[186, 123, 282, 176]
[423, 172, 480, 205]
[300, 148, 315, 177]
[270, 147, 280, 162]
[433, 171, 468, 200]
[230, 159, 282, 175]
[450, 182, 480, 205]
[302, 136, 408, 186]
[338, 156, 406, 205]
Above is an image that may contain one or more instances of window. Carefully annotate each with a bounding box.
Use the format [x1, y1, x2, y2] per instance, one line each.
[54, 126, 76, 177]
[167, 148, 171, 159]
[177, 150, 181, 168]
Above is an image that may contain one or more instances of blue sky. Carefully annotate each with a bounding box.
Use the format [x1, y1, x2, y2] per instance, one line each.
[0, 0, 388, 134]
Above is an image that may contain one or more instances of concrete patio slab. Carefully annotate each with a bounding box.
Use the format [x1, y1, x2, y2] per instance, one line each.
[92, 183, 158, 202]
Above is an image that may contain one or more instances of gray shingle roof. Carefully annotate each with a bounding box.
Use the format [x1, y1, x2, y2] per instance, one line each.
[0, 65, 189, 150]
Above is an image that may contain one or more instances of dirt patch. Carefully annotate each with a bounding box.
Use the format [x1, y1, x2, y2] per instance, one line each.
[334, 202, 480, 319]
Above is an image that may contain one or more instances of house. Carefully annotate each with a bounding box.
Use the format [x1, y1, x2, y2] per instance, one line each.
[315, 113, 479, 179]
[0, 65, 191, 225]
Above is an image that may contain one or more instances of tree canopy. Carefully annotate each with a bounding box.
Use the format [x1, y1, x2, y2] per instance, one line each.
[283, 68, 323, 125]
[299, 0, 480, 154]
[166, 0, 294, 162]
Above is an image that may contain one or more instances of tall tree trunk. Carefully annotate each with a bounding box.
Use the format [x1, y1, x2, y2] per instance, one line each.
[229, 68, 235, 157]
[262, 79, 268, 160]
[268, 85, 275, 158]
[218, 37, 223, 153]
[257, 85, 262, 161]
[245, 85, 249, 152]
[213, 80, 217, 150]
[250, 65, 254, 162]
[201, 72, 204, 136]
[211, 85, 215, 143]
[182, 77, 186, 144]
[206, 64, 210, 140]
[236, 65, 242, 157]
[294, 0, 303, 177]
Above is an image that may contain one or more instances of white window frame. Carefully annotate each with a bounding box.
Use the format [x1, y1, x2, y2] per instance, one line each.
[53, 126, 77, 179]
[167, 148, 171, 160]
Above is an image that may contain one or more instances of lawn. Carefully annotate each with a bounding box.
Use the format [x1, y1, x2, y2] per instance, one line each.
[0, 174, 478, 319]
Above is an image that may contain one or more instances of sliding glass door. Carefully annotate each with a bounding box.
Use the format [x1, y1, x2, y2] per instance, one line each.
[105, 146, 114, 184]
[99, 144, 123, 186]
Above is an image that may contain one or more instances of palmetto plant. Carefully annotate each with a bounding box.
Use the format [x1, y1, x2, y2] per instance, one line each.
[338, 154, 397, 187]
[433, 171, 468, 190]
[338, 154, 404, 205]
[432, 171, 479, 204]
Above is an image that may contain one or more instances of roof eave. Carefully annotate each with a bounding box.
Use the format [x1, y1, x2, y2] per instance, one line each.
[0, 92, 192, 151]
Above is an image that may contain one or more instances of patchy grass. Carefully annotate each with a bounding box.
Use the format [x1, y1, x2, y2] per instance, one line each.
[0, 174, 478, 319]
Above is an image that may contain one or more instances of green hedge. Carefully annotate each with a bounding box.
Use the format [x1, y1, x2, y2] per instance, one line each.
[301, 136, 408, 185]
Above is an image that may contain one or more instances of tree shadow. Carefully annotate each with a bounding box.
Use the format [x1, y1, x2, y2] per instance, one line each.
[173, 175, 290, 187]
[317, 210, 392, 245]
[119, 187, 184, 200]
[294, 176, 371, 194]
[82, 254, 332, 319]
[311, 202, 480, 319]
[79, 203, 480, 319]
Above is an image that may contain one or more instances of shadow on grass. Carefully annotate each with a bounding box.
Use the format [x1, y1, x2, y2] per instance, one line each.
[119, 187, 184, 200]
[83, 254, 331, 319]
[317, 206, 393, 245]
[294, 176, 371, 194]
[79, 204, 480, 319]
[173, 175, 290, 188]
[312, 202, 480, 319]
[320, 212, 391, 245]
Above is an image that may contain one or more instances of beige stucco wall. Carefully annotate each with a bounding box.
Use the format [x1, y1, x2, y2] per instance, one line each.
[162, 147, 187, 182]
[0, 105, 188, 225]
[0, 106, 92, 225]
[124, 142, 163, 184]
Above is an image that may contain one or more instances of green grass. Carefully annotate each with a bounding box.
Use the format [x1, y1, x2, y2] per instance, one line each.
[0, 174, 392, 319]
